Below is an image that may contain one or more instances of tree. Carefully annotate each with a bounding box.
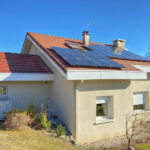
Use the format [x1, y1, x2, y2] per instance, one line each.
[125, 114, 137, 150]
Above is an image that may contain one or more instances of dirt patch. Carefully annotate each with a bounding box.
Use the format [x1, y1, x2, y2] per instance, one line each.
[83, 120, 150, 150]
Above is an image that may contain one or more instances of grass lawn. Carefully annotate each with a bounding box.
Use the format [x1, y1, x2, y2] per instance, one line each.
[136, 143, 150, 150]
[0, 127, 83, 150]
[1, 127, 150, 150]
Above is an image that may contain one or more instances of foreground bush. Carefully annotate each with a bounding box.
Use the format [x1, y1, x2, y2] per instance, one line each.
[3, 107, 25, 118]
[4, 112, 32, 130]
[3, 101, 25, 118]
[33, 104, 51, 130]
[56, 124, 66, 137]
[27, 99, 36, 118]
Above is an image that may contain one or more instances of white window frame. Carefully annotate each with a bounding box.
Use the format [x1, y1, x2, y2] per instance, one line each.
[0, 87, 8, 98]
[96, 96, 111, 121]
[133, 92, 146, 113]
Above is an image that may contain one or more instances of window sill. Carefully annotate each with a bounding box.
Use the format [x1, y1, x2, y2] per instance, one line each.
[133, 110, 150, 115]
[95, 118, 115, 125]
[0, 97, 9, 100]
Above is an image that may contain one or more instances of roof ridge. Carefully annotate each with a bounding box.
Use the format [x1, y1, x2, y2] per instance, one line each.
[27, 32, 110, 45]
[27, 32, 82, 42]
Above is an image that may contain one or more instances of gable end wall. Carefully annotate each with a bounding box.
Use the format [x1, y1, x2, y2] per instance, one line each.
[26, 43, 75, 136]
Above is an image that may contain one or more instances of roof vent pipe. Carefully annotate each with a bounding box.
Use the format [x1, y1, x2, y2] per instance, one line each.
[113, 39, 126, 49]
[82, 31, 90, 46]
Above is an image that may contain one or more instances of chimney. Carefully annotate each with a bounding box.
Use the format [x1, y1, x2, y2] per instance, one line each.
[113, 39, 126, 49]
[82, 31, 90, 46]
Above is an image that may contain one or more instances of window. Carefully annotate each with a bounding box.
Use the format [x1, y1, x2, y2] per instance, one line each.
[0, 87, 7, 98]
[96, 96, 111, 121]
[133, 92, 146, 113]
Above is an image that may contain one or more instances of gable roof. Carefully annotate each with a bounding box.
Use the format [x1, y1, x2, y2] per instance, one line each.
[25, 32, 150, 72]
[0, 52, 52, 73]
[27, 32, 108, 49]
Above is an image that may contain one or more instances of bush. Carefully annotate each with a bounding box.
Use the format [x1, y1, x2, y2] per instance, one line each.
[3, 107, 24, 118]
[56, 124, 66, 137]
[3, 101, 25, 118]
[18, 101, 24, 112]
[4, 112, 32, 130]
[3, 101, 34, 130]
[33, 104, 51, 130]
[27, 99, 36, 118]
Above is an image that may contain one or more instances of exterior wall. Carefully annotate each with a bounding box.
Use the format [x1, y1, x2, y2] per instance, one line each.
[75, 79, 150, 144]
[0, 81, 52, 111]
[27, 44, 75, 136]
[25, 41, 150, 144]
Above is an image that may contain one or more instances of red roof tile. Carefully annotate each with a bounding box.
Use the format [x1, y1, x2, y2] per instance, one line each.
[112, 58, 150, 71]
[27, 32, 150, 72]
[0, 52, 52, 73]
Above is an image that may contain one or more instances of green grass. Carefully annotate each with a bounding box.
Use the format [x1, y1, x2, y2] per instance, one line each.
[0, 125, 83, 150]
[1, 121, 150, 150]
[136, 143, 150, 150]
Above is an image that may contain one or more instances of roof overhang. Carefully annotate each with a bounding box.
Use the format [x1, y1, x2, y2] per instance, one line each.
[133, 65, 150, 72]
[66, 70, 147, 80]
[0, 73, 54, 81]
[22, 34, 147, 80]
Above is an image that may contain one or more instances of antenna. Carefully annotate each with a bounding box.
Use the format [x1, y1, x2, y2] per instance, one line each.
[87, 21, 91, 30]
[87, 19, 93, 31]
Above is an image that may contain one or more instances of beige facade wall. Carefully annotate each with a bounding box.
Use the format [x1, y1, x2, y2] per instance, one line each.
[75, 79, 150, 144]
[0, 81, 52, 111]
[28, 44, 75, 135]
[25, 41, 150, 144]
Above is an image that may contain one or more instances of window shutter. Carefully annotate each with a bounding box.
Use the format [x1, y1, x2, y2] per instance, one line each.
[133, 92, 146, 105]
[96, 97, 110, 104]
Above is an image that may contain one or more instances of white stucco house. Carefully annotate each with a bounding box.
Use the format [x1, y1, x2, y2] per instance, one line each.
[1, 31, 150, 144]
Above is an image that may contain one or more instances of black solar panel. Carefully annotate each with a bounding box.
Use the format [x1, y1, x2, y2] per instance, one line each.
[89, 45, 150, 61]
[52, 47, 125, 68]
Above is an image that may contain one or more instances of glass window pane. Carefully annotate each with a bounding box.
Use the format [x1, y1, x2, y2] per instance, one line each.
[0, 87, 7, 98]
[134, 104, 145, 110]
[0, 87, 6, 95]
[96, 103, 108, 116]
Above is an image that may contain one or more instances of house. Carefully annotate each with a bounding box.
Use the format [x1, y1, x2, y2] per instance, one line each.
[1, 31, 150, 144]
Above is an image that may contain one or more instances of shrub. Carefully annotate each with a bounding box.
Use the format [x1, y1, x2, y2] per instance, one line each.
[3, 107, 25, 118]
[4, 112, 32, 130]
[3, 101, 25, 118]
[56, 124, 66, 137]
[33, 104, 51, 130]
[18, 101, 24, 112]
[27, 99, 36, 118]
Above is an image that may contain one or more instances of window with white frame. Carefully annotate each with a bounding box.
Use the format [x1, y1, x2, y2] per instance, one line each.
[0, 87, 7, 98]
[96, 96, 111, 121]
[133, 92, 146, 112]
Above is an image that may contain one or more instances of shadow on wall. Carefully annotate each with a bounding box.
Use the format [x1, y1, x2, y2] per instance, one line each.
[77, 80, 131, 91]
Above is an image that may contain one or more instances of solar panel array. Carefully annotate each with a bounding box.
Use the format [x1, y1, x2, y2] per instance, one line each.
[52, 47, 125, 68]
[89, 45, 150, 61]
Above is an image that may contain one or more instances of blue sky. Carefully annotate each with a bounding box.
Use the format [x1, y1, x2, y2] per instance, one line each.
[0, 0, 150, 56]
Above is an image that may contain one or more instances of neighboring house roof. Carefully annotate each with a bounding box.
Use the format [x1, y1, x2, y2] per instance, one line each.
[0, 52, 52, 73]
[26, 32, 150, 72]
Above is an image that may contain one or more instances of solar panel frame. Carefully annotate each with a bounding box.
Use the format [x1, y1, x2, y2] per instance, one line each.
[89, 45, 150, 62]
[52, 46, 125, 68]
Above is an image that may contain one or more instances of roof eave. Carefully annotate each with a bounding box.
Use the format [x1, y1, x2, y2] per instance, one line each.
[66, 69, 147, 80]
[0, 73, 54, 81]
